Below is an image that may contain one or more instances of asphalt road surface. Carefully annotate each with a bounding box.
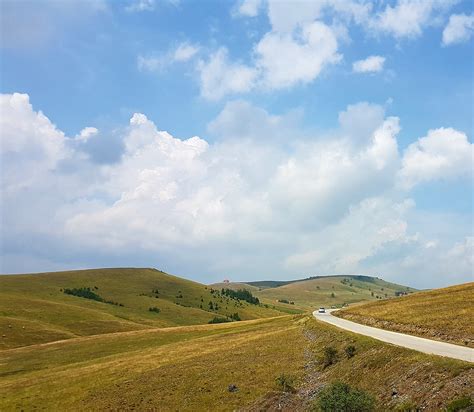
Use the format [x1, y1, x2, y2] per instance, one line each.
[313, 310, 473, 362]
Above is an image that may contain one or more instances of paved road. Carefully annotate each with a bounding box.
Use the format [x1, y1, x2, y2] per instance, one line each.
[313, 310, 473, 363]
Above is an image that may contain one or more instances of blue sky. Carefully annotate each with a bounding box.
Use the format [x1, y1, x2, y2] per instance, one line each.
[1, 0, 473, 288]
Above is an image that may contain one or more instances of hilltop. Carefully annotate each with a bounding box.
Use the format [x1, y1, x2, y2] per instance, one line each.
[211, 275, 416, 311]
[336, 282, 474, 347]
[0, 268, 284, 349]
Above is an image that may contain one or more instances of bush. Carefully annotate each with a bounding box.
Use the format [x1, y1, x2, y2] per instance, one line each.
[345, 345, 356, 358]
[149, 307, 160, 313]
[275, 373, 295, 393]
[230, 312, 241, 321]
[446, 396, 473, 412]
[323, 346, 338, 368]
[316, 382, 375, 412]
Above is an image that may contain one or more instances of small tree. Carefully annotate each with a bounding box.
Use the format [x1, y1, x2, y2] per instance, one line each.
[345, 345, 356, 358]
[331, 292, 336, 298]
[316, 382, 375, 412]
[323, 346, 338, 368]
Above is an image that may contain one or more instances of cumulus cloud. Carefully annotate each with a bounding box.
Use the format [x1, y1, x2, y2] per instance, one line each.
[442, 13, 474, 46]
[125, 0, 156, 12]
[255, 21, 341, 89]
[368, 0, 457, 39]
[1, 93, 472, 287]
[398, 127, 473, 189]
[352, 55, 385, 73]
[197, 48, 257, 100]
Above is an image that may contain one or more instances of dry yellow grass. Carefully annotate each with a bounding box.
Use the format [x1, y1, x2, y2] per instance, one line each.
[337, 282, 474, 347]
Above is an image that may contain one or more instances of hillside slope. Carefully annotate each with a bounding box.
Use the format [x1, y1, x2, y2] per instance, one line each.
[213, 275, 416, 311]
[336, 282, 474, 347]
[0, 268, 283, 349]
[0, 315, 471, 411]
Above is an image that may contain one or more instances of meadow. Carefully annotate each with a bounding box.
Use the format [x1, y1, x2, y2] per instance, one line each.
[1, 315, 472, 411]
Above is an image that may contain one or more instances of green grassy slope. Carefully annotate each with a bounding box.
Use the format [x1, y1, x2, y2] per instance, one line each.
[337, 282, 474, 347]
[0, 268, 284, 349]
[217, 275, 416, 311]
[0, 315, 470, 411]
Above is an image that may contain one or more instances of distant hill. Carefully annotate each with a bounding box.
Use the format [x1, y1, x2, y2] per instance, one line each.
[0, 268, 285, 349]
[337, 282, 474, 347]
[211, 275, 416, 311]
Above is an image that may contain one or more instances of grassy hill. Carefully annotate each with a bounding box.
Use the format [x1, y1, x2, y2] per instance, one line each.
[212, 275, 416, 311]
[0, 314, 471, 411]
[0, 268, 284, 349]
[336, 282, 474, 347]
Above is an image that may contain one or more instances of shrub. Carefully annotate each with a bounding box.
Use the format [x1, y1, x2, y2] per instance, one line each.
[446, 396, 472, 412]
[275, 373, 295, 393]
[230, 312, 241, 321]
[149, 307, 160, 313]
[345, 345, 356, 358]
[316, 382, 375, 412]
[323, 346, 338, 368]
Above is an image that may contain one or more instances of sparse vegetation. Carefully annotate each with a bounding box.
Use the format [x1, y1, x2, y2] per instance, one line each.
[148, 307, 160, 313]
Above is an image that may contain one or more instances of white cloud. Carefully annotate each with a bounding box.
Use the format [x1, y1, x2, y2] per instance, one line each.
[369, 0, 457, 39]
[197, 48, 257, 100]
[255, 21, 341, 89]
[125, 0, 155, 12]
[234, 0, 264, 17]
[75, 127, 98, 143]
[352, 55, 385, 73]
[173, 43, 200, 62]
[399, 127, 473, 189]
[442, 13, 474, 46]
[138, 42, 200, 72]
[1, 93, 472, 287]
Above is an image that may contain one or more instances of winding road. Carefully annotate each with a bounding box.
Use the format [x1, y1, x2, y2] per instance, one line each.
[313, 310, 474, 363]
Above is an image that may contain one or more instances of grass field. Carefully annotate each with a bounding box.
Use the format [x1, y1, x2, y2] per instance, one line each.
[336, 282, 474, 347]
[0, 314, 471, 411]
[213, 275, 417, 311]
[0, 268, 285, 349]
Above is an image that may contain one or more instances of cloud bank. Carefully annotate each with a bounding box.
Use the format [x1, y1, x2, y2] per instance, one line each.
[1, 93, 472, 287]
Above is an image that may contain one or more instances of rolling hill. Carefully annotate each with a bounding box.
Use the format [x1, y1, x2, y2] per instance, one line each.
[336, 282, 474, 347]
[211, 275, 416, 311]
[0, 268, 284, 349]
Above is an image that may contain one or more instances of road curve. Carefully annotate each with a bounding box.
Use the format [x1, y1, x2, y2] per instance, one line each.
[313, 310, 473, 363]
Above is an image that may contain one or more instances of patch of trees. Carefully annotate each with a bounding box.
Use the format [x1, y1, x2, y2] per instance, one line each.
[208, 317, 231, 324]
[63, 287, 124, 306]
[208, 312, 241, 324]
[221, 288, 259, 305]
[149, 306, 160, 313]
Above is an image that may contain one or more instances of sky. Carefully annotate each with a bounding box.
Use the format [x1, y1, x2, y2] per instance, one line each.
[0, 0, 473, 288]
